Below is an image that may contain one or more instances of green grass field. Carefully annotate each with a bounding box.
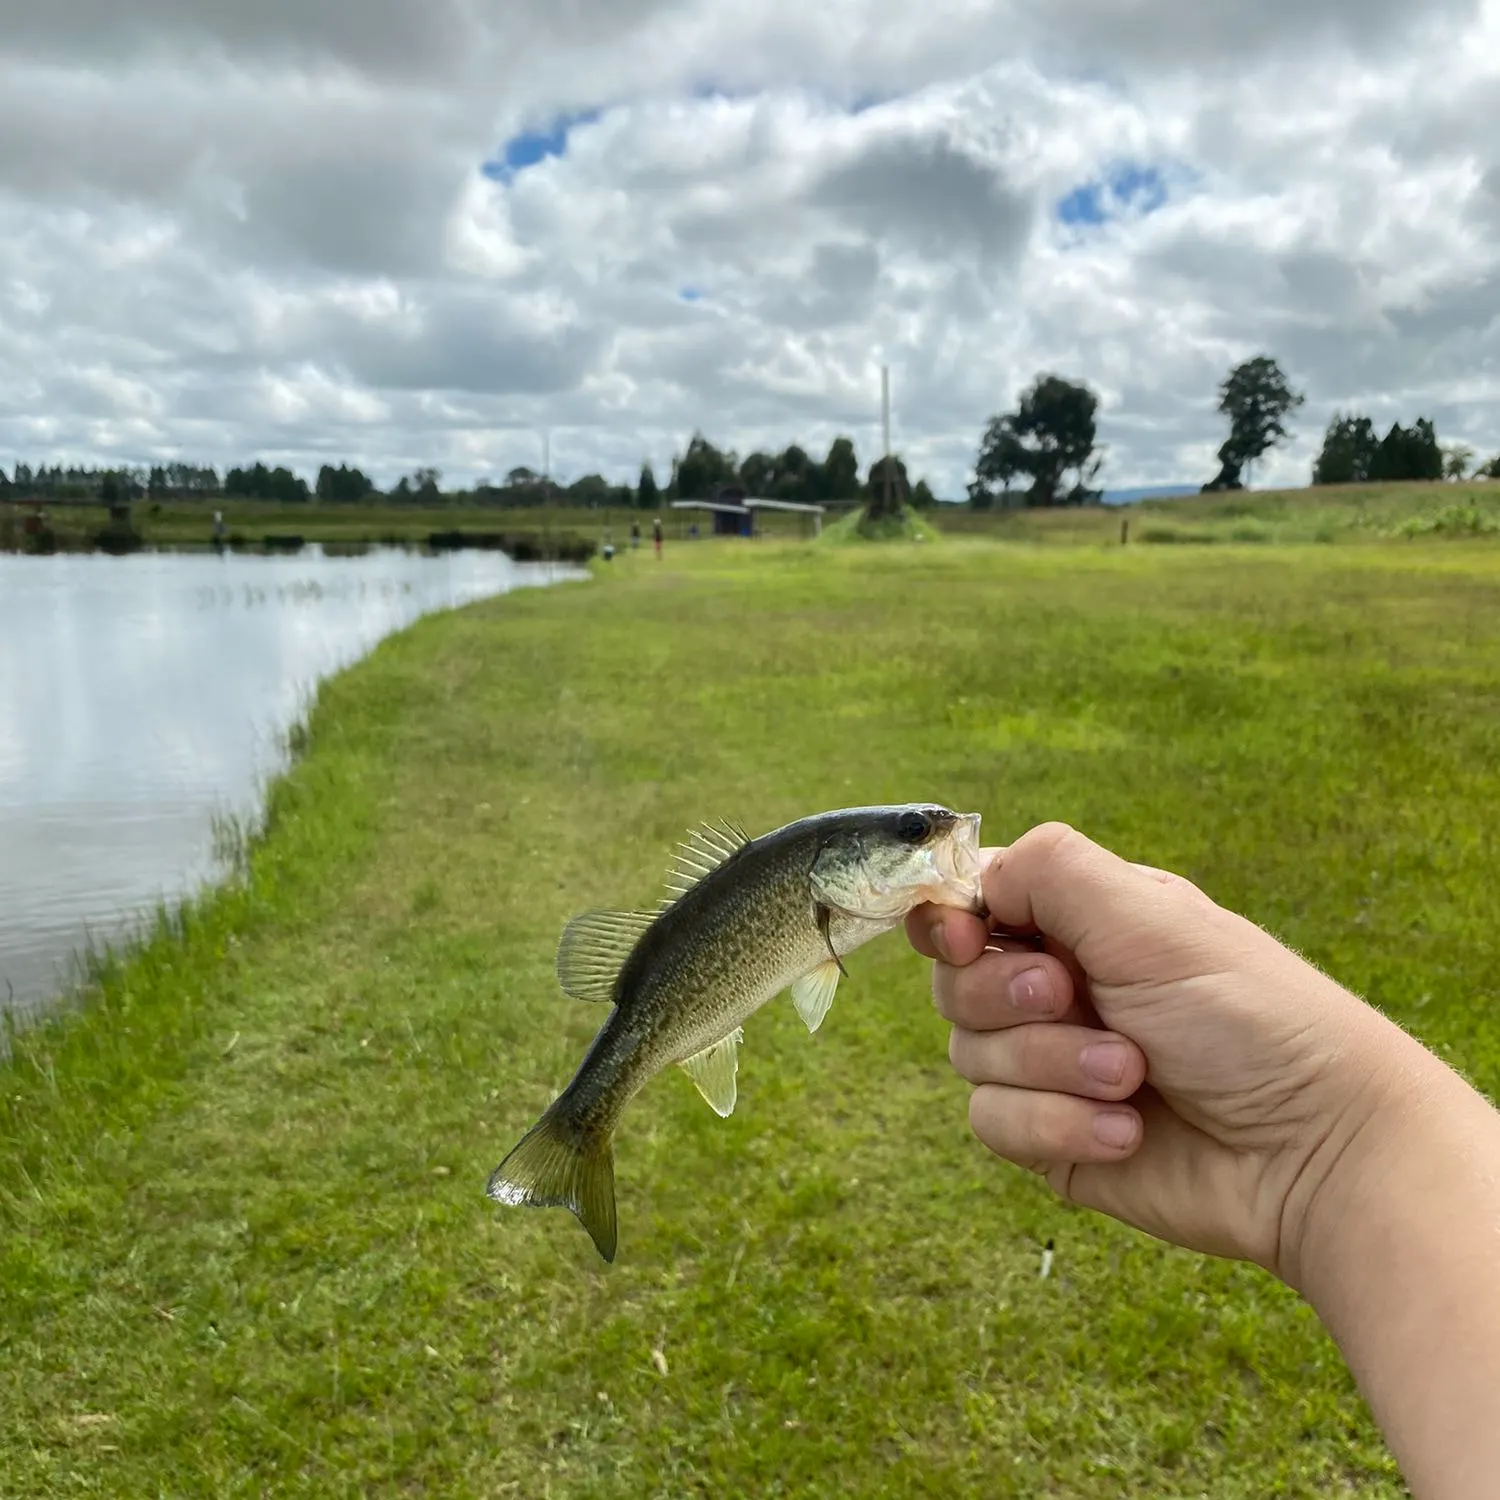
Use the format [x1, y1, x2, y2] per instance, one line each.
[5, 533, 1500, 1495]
[937, 480, 1500, 545]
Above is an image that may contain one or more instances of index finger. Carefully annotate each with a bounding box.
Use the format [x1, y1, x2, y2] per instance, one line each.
[904, 846, 1010, 964]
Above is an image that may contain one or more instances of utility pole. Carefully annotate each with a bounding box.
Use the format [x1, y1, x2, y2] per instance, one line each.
[881, 364, 893, 516]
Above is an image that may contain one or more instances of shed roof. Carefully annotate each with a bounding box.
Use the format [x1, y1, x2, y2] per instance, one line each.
[670, 500, 750, 515]
[671, 496, 825, 515]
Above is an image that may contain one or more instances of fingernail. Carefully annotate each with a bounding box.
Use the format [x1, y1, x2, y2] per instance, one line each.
[1008, 966, 1053, 1013]
[1080, 1040, 1130, 1086]
[928, 920, 951, 964]
[1093, 1111, 1138, 1150]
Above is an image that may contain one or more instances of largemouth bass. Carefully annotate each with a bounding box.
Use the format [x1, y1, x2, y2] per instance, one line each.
[487, 803, 985, 1261]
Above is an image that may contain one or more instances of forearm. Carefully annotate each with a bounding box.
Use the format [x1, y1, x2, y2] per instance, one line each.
[1294, 1044, 1500, 1498]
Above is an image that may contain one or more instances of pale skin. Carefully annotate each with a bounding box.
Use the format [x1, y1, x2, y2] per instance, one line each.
[905, 822, 1500, 1500]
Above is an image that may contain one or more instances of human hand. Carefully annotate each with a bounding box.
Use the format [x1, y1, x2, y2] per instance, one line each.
[905, 822, 1431, 1285]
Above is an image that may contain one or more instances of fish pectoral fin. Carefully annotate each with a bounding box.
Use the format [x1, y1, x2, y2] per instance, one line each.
[678, 1028, 744, 1118]
[556, 909, 655, 1003]
[790, 960, 842, 1033]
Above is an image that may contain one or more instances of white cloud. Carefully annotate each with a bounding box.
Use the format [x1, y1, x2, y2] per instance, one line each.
[0, 0, 1496, 494]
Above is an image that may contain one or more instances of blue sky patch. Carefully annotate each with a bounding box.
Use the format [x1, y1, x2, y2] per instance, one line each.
[482, 109, 600, 182]
[1056, 161, 1170, 227]
[678, 286, 704, 303]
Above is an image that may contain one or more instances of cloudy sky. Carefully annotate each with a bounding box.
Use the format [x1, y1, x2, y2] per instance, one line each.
[2, 0, 1497, 497]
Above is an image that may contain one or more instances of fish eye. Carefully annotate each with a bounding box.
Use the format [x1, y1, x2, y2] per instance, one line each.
[895, 810, 932, 843]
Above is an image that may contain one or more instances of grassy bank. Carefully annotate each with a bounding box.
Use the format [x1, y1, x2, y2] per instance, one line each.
[934, 480, 1500, 545]
[4, 537, 1499, 1495]
[2, 498, 834, 555]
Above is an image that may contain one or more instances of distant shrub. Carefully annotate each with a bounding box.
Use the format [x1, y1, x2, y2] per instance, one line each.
[1390, 505, 1500, 539]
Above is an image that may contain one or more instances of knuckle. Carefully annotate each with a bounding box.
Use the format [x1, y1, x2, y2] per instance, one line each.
[946, 1025, 967, 1071]
[944, 959, 989, 1028]
[1024, 820, 1086, 862]
[930, 962, 951, 1013]
[1013, 1022, 1052, 1082]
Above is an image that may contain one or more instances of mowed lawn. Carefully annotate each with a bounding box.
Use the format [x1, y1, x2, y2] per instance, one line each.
[4, 537, 1499, 1497]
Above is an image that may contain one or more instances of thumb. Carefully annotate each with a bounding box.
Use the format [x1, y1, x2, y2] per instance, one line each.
[984, 823, 1238, 986]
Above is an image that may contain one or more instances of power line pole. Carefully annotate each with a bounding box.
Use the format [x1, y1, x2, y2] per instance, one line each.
[881, 364, 893, 515]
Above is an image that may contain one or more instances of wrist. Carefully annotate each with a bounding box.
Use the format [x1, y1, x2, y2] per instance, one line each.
[1278, 1005, 1461, 1296]
[1279, 1019, 1500, 1496]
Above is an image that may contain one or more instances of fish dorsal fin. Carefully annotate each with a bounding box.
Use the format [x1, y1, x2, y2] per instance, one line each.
[662, 819, 752, 905]
[678, 1028, 744, 1117]
[556, 909, 656, 1003]
[790, 959, 842, 1033]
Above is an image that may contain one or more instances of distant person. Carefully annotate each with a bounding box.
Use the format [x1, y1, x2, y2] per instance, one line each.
[212, 510, 226, 542]
[907, 823, 1500, 1499]
[689, 522, 699, 540]
[653, 516, 663, 559]
[630, 521, 640, 550]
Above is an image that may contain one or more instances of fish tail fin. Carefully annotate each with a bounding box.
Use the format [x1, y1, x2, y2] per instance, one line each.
[486, 1101, 618, 1263]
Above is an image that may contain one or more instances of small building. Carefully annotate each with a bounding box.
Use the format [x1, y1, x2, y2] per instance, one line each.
[670, 484, 825, 539]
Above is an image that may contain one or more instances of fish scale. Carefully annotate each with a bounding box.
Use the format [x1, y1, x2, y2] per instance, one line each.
[487, 803, 985, 1261]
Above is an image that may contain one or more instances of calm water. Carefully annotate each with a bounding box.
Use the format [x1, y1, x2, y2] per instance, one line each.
[0, 547, 579, 1019]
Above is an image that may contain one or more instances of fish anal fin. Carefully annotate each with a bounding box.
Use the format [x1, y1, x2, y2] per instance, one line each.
[556, 909, 655, 1003]
[663, 819, 752, 904]
[791, 960, 841, 1033]
[487, 1102, 618, 1262]
[677, 1027, 743, 1117]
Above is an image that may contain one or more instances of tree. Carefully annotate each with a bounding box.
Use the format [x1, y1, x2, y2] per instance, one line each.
[1369, 419, 1443, 482]
[1442, 443, 1475, 481]
[1312, 413, 1380, 486]
[636, 463, 660, 511]
[675, 434, 736, 500]
[972, 374, 1101, 507]
[971, 419, 1028, 506]
[910, 478, 936, 509]
[822, 437, 861, 501]
[566, 473, 611, 507]
[865, 455, 910, 518]
[1477, 453, 1500, 480]
[773, 444, 820, 504]
[316, 463, 375, 505]
[1207, 355, 1304, 490]
[737, 452, 777, 497]
[226, 462, 309, 503]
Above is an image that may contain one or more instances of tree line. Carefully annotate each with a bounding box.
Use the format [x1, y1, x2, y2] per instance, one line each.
[969, 357, 1500, 508]
[0, 434, 935, 512]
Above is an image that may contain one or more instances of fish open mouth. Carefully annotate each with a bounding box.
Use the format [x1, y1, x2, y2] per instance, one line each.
[929, 811, 986, 912]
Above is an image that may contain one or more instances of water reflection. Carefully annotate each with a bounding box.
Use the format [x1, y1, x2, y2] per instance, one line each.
[0, 546, 580, 1018]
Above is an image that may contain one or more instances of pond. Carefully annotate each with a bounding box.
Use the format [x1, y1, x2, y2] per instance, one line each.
[0, 546, 580, 1021]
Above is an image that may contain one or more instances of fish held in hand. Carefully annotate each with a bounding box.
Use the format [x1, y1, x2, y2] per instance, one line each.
[486, 803, 985, 1261]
